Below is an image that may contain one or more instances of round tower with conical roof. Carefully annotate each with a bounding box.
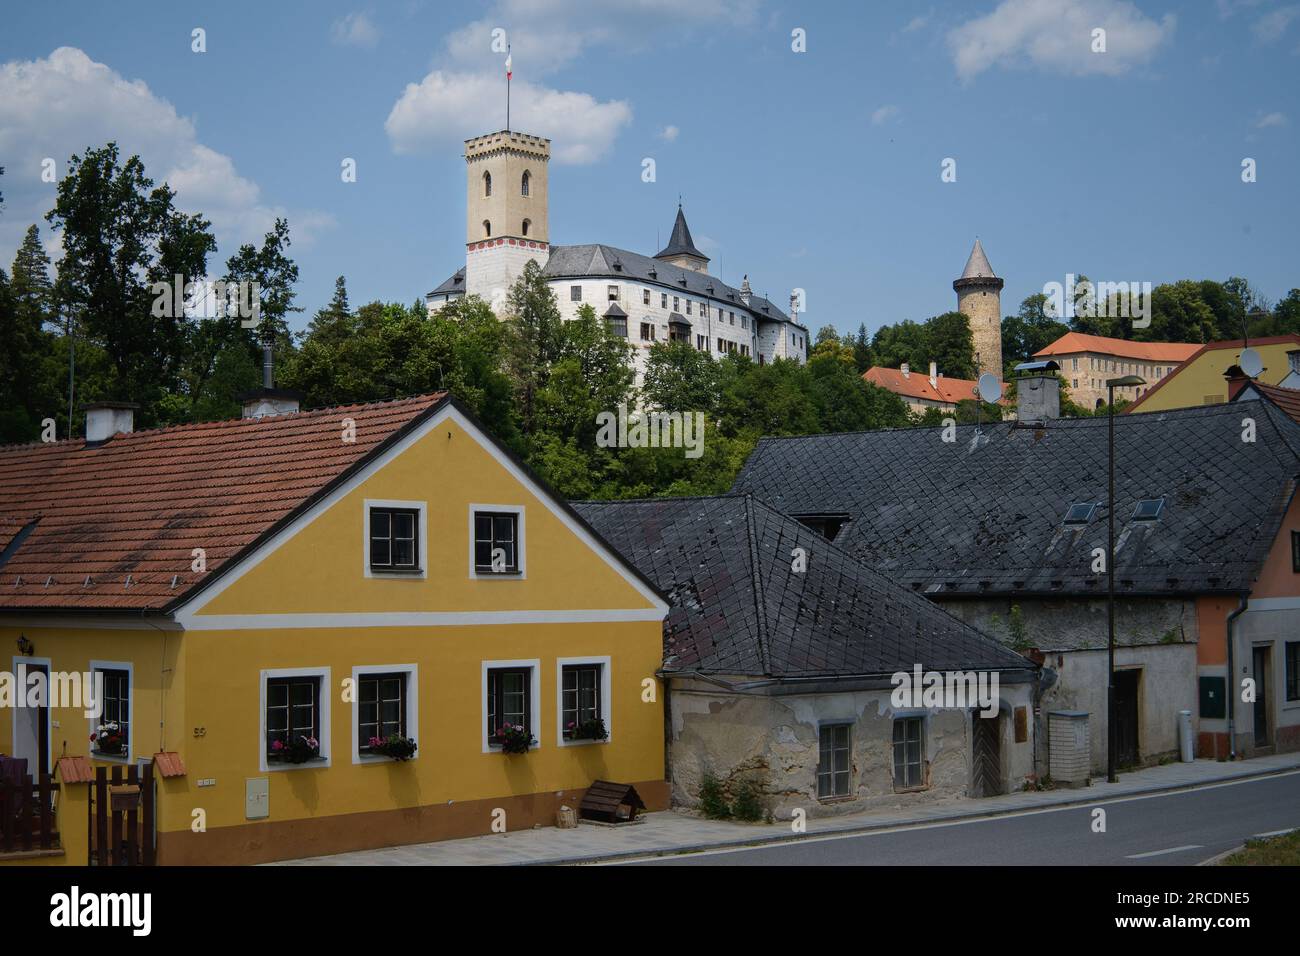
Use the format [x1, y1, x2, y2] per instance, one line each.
[953, 239, 1004, 379]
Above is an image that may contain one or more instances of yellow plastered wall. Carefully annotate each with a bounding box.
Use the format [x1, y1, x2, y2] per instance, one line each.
[178, 621, 664, 832]
[1134, 341, 1299, 412]
[197, 415, 656, 616]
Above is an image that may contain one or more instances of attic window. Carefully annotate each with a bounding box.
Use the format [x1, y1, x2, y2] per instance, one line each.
[1132, 497, 1165, 521]
[792, 514, 849, 541]
[1063, 502, 1096, 525]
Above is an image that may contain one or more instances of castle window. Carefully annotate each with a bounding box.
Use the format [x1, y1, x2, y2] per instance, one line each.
[483, 220, 491, 238]
[521, 170, 530, 197]
[570, 286, 582, 302]
[608, 285, 619, 301]
[640, 322, 656, 342]
[643, 289, 651, 305]
[686, 300, 692, 315]
[673, 296, 680, 311]
[605, 315, 627, 338]
[696, 334, 707, 351]
[661, 293, 668, 309]
[483, 171, 492, 197]
[522, 219, 530, 236]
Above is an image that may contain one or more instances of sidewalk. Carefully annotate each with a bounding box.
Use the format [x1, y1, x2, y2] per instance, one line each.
[274, 752, 1300, 866]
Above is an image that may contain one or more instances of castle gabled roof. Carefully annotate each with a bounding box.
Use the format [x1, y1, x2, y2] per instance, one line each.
[654, 205, 708, 263]
[573, 494, 1035, 680]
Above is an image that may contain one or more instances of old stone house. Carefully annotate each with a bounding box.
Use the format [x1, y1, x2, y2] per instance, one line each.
[574, 495, 1040, 820]
[733, 373, 1300, 772]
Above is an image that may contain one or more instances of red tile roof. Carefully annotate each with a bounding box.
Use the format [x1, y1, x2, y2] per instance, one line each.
[0, 394, 445, 611]
[863, 366, 1009, 405]
[152, 752, 186, 778]
[1034, 331, 1201, 363]
[57, 755, 95, 784]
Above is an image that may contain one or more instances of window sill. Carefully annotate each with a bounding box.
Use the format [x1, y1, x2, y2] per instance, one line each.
[815, 794, 855, 805]
[473, 569, 522, 577]
[368, 567, 424, 576]
[265, 755, 329, 771]
[357, 752, 418, 764]
[90, 750, 130, 763]
[892, 784, 929, 794]
[559, 737, 608, 748]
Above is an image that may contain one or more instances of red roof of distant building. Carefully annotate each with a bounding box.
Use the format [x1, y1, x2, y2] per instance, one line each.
[0, 394, 445, 611]
[1034, 332, 1201, 363]
[1234, 378, 1300, 424]
[863, 366, 1008, 405]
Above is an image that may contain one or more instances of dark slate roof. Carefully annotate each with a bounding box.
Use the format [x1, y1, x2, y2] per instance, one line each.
[428, 267, 465, 297]
[655, 206, 708, 262]
[573, 494, 1035, 680]
[732, 400, 1300, 598]
[543, 243, 803, 328]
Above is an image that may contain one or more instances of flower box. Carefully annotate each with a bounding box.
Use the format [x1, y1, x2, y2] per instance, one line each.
[490, 724, 534, 754]
[366, 734, 417, 761]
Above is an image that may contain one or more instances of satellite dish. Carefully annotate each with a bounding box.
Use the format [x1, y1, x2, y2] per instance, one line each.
[977, 372, 1002, 405]
[1239, 347, 1263, 379]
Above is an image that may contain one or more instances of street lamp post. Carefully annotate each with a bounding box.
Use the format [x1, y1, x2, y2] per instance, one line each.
[1105, 374, 1145, 784]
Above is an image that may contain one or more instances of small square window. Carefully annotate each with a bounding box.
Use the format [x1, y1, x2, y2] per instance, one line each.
[474, 511, 520, 574]
[487, 666, 533, 745]
[1132, 497, 1165, 521]
[1064, 502, 1096, 525]
[357, 672, 408, 752]
[370, 506, 419, 571]
[817, 724, 850, 798]
[266, 675, 323, 763]
[892, 717, 924, 789]
[607, 285, 619, 301]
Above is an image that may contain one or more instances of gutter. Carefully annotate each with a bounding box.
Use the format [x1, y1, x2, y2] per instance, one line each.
[1225, 595, 1249, 761]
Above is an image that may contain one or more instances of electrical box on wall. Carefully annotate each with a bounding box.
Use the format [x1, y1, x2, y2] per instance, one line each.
[245, 777, 269, 820]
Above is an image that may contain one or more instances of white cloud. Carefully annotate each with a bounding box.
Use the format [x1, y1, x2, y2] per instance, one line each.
[659, 124, 680, 141]
[385, 70, 631, 164]
[332, 12, 381, 49]
[1252, 5, 1300, 41]
[947, 0, 1175, 81]
[386, 0, 758, 164]
[0, 47, 333, 268]
[871, 104, 900, 125]
[902, 13, 932, 33]
[1257, 111, 1289, 127]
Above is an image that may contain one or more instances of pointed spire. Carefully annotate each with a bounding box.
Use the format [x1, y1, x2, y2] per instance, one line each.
[959, 239, 997, 280]
[654, 204, 709, 264]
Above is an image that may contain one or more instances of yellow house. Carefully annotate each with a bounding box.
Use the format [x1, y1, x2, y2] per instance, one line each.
[0, 393, 668, 865]
[1124, 334, 1300, 413]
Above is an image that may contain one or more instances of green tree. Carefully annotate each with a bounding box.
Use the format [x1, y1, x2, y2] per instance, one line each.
[502, 261, 563, 436]
[642, 339, 721, 415]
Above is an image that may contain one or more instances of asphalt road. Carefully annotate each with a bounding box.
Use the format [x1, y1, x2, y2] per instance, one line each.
[629, 770, 1300, 866]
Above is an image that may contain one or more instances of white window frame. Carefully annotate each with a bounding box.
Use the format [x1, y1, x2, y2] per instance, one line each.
[556, 656, 612, 747]
[351, 663, 418, 764]
[363, 499, 428, 579]
[88, 659, 134, 764]
[259, 666, 331, 772]
[468, 503, 526, 580]
[481, 659, 541, 753]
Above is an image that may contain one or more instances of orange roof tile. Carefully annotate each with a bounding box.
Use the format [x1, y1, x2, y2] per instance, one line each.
[152, 752, 186, 778]
[863, 366, 1009, 405]
[1034, 332, 1201, 363]
[0, 394, 445, 611]
[57, 755, 95, 784]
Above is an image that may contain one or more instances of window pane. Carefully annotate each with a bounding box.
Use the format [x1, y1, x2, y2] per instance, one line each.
[394, 512, 414, 539]
[371, 536, 390, 566]
[493, 515, 515, 542]
[371, 511, 390, 538]
[268, 683, 287, 708]
[475, 541, 493, 569]
[393, 537, 414, 567]
[475, 514, 492, 540]
[291, 683, 313, 706]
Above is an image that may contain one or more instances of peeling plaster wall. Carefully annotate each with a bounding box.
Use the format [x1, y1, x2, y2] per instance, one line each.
[940, 597, 1199, 772]
[668, 682, 1035, 819]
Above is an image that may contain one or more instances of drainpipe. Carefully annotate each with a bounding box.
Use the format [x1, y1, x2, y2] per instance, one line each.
[1225, 596, 1248, 761]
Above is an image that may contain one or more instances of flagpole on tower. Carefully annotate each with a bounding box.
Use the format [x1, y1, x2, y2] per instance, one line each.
[505, 44, 512, 132]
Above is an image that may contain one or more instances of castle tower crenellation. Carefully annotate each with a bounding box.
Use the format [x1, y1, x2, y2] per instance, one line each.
[954, 239, 1004, 379]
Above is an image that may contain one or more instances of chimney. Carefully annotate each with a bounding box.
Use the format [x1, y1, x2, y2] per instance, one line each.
[1013, 361, 1060, 422]
[239, 331, 302, 419]
[1223, 364, 1251, 401]
[901, 361, 910, 378]
[929, 361, 938, 388]
[84, 402, 137, 443]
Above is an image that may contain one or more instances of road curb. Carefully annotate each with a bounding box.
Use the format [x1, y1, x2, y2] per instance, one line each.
[536, 761, 1300, 866]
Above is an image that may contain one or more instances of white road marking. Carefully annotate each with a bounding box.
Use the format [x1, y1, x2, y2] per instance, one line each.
[1252, 827, 1297, 838]
[1125, 844, 1203, 859]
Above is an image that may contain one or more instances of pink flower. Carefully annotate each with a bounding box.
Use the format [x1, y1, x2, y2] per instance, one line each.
[272, 740, 284, 751]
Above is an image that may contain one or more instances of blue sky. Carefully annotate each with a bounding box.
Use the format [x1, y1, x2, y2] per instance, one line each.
[1, 0, 1297, 337]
